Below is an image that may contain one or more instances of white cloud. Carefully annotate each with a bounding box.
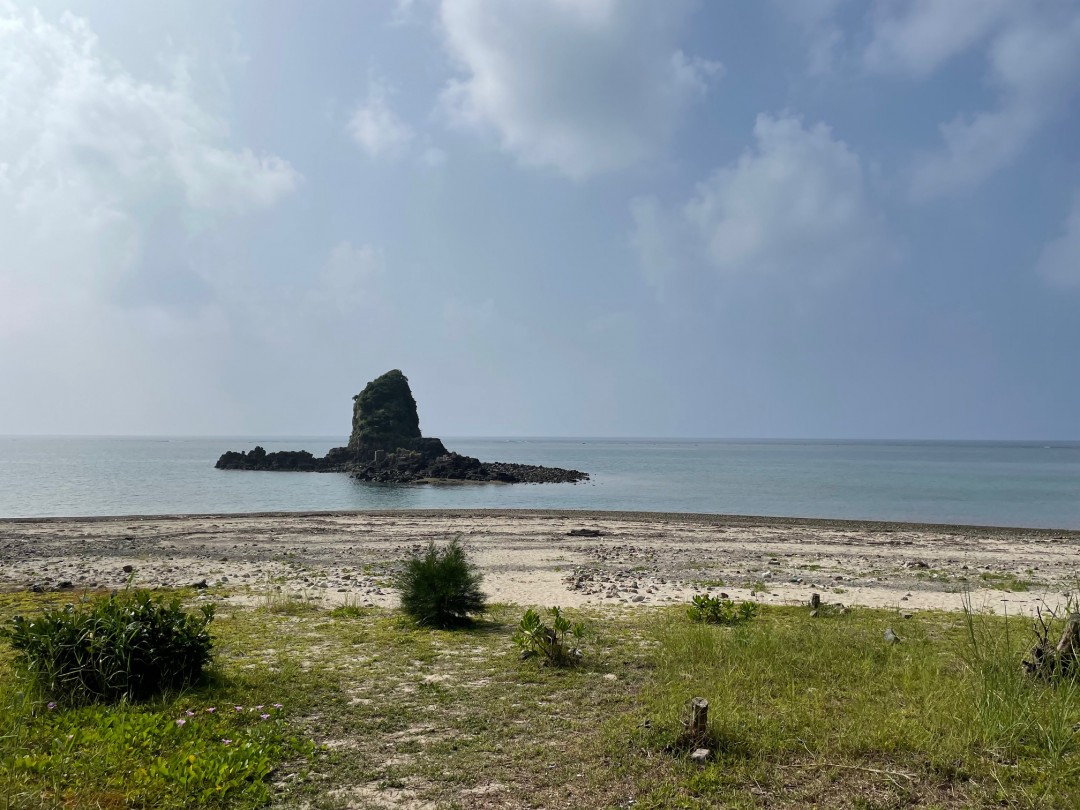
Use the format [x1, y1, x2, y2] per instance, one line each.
[853, 2, 1080, 199]
[863, 0, 1014, 78]
[0, 11, 298, 219]
[913, 10, 1080, 199]
[0, 8, 299, 296]
[0, 7, 302, 431]
[347, 78, 415, 159]
[773, 0, 849, 75]
[1036, 192, 1080, 289]
[438, 0, 721, 179]
[634, 113, 887, 289]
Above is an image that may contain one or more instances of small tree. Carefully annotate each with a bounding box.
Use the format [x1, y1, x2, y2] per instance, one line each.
[397, 538, 486, 628]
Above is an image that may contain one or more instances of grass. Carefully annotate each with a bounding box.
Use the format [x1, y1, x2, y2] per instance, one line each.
[980, 572, 1035, 592]
[2, 590, 1079, 808]
[693, 579, 726, 588]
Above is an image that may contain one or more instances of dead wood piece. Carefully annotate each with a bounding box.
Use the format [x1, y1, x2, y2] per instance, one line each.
[689, 697, 709, 741]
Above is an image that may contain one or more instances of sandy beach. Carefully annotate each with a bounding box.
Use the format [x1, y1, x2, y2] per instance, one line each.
[2, 510, 1078, 616]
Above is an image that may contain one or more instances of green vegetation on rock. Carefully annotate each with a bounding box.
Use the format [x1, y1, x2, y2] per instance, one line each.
[348, 369, 422, 449]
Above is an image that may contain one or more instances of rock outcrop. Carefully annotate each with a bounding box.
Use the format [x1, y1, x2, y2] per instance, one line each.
[215, 370, 588, 485]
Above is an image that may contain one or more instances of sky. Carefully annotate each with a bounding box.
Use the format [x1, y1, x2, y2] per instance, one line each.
[1, 0, 1079, 440]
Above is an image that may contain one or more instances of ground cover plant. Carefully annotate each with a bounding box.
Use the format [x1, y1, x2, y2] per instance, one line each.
[3, 588, 1079, 809]
[397, 538, 486, 627]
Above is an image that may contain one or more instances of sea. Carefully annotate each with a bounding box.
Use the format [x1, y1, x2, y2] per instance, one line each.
[0, 437, 1078, 529]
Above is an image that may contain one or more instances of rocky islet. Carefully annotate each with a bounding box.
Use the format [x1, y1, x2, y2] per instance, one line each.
[215, 370, 588, 485]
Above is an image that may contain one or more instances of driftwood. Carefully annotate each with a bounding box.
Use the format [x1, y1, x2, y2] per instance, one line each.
[1024, 611, 1080, 679]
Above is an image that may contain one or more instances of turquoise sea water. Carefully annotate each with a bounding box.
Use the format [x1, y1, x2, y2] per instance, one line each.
[0, 437, 1078, 528]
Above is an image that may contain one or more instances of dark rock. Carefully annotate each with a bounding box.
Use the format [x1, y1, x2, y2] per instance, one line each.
[567, 529, 603, 537]
[56, 581, 73, 590]
[29, 582, 45, 593]
[192, 579, 209, 589]
[122, 564, 134, 574]
[215, 369, 588, 484]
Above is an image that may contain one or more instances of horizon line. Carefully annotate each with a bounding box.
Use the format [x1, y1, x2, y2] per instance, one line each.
[2, 434, 1078, 444]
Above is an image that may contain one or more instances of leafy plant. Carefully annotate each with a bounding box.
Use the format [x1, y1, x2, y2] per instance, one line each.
[2, 590, 214, 704]
[397, 538, 486, 628]
[1, 700, 308, 807]
[513, 607, 586, 666]
[687, 594, 757, 626]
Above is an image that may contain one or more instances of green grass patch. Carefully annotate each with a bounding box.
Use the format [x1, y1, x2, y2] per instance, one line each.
[3, 591, 1079, 808]
[617, 606, 1080, 808]
[980, 572, 1034, 592]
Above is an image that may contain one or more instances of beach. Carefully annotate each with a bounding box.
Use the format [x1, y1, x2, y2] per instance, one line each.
[3, 509, 1077, 615]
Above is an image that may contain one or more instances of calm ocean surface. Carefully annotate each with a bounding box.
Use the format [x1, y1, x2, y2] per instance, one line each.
[0, 437, 1078, 529]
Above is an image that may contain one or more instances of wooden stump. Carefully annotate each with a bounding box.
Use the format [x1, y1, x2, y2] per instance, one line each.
[1055, 613, 1080, 673]
[689, 697, 709, 740]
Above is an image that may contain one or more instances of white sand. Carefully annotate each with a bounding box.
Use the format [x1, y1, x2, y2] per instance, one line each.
[2, 510, 1078, 615]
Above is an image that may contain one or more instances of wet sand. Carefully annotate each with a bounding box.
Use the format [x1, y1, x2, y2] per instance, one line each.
[2, 510, 1078, 615]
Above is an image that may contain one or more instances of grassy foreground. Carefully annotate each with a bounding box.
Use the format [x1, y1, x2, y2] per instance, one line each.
[1, 589, 1078, 809]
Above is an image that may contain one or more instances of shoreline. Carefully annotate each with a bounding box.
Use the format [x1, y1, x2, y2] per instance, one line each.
[6, 506, 1080, 537]
[3, 509, 1078, 616]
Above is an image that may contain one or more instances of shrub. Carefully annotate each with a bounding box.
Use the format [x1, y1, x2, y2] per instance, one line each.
[687, 594, 757, 626]
[1, 590, 214, 704]
[513, 607, 586, 666]
[397, 538, 486, 627]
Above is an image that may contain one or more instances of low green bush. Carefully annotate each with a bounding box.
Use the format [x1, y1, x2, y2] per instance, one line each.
[513, 606, 586, 666]
[2, 590, 214, 704]
[687, 594, 757, 626]
[397, 538, 486, 628]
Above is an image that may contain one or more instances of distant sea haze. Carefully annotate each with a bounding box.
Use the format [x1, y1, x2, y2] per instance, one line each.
[1, 437, 1078, 529]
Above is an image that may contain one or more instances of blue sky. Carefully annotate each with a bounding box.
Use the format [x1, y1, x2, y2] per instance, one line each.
[1, 0, 1079, 439]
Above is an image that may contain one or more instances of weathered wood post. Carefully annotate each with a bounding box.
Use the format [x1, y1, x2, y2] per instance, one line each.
[689, 697, 709, 740]
[810, 592, 821, 610]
